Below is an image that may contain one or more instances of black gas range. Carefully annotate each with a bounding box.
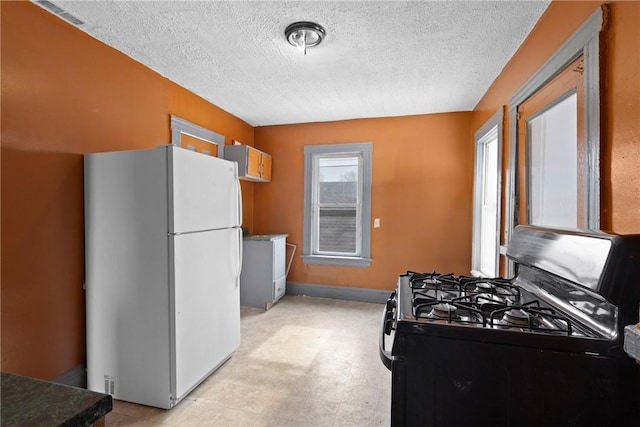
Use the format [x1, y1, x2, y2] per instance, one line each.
[380, 226, 640, 426]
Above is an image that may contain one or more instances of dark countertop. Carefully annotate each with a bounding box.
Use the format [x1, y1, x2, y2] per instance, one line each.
[243, 233, 287, 241]
[1, 372, 112, 427]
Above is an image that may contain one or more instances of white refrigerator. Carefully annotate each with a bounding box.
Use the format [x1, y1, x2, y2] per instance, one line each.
[84, 145, 242, 409]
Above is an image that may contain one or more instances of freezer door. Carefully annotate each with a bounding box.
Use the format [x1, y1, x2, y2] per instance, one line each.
[168, 146, 242, 233]
[170, 227, 241, 401]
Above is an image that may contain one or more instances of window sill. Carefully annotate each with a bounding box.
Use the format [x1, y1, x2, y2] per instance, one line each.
[302, 254, 372, 267]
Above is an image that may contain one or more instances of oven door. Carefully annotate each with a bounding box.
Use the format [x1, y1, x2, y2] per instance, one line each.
[385, 328, 640, 427]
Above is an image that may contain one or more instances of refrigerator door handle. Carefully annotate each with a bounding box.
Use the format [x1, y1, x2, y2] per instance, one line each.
[236, 167, 243, 227]
[236, 228, 243, 288]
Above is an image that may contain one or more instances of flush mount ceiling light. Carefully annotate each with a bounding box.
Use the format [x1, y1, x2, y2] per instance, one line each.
[285, 21, 326, 55]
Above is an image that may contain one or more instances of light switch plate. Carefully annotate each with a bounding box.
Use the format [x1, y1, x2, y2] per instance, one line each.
[374, 218, 380, 228]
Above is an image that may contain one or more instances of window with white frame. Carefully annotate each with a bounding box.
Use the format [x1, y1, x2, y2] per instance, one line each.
[505, 7, 606, 277]
[302, 143, 372, 267]
[472, 109, 503, 277]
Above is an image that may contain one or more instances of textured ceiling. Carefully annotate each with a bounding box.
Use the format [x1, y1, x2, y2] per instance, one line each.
[39, 1, 550, 126]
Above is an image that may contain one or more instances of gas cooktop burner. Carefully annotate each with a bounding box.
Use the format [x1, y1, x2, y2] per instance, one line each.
[409, 272, 463, 301]
[502, 308, 530, 327]
[410, 272, 458, 288]
[461, 276, 520, 303]
[423, 277, 442, 286]
[474, 282, 494, 292]
[430, 302, 457, 319]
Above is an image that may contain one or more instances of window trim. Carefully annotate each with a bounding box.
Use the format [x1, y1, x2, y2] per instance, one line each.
[505, 6, 606, 275]
[170, 115, 225, 157]
[471, 108, 504, 277]
[302, 142, 372, 267]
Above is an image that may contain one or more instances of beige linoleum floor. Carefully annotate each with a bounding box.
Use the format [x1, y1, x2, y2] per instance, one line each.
[105, 295, 391, 426]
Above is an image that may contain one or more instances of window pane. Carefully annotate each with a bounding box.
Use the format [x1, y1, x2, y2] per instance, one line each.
[479, 135, 498, 276]
[482, 138, 498, 206]
[318, 208, 357, 253]
[319, 157, 358, 204]
[528, 93, 578, 228]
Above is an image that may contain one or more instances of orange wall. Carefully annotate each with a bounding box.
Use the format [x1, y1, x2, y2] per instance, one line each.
[603, 1, 640, 233]
[1, 1, 254, 380]
[254, 113, 475, 290]
[473, 0, 640, 235]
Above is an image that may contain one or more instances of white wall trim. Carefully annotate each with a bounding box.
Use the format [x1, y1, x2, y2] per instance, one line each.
[472, 107, 504, 277]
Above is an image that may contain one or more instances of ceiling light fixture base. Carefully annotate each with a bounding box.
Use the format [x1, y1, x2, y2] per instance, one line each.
[285, 21, 326, 55]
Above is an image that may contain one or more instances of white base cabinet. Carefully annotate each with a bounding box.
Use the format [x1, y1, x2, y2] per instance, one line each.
[240, 235, 287, 310]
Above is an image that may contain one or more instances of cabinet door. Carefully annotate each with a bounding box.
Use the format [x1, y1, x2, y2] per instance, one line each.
[224, 144, 271, 182]
[247, 147, 262, 179]
[260, 153, 272, 180]
[273, 238, 286, 280]
[272, 238, 286, 301]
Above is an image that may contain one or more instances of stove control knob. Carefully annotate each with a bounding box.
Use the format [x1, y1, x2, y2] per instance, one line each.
[386, 298, 396, 311]
[384, 311, 395, 335]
